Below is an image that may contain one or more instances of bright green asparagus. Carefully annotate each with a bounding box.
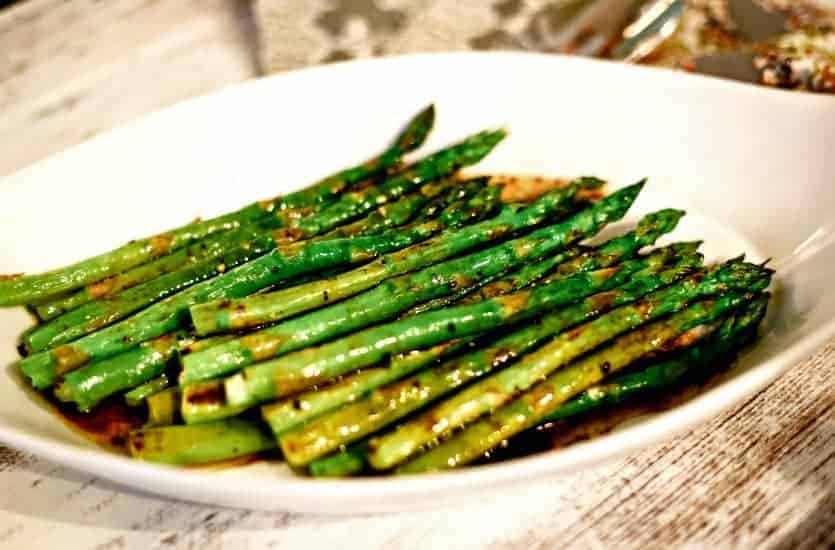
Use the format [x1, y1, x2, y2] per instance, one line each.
[0, 105, 436, 306]
[262, 234, 696, 439]
[366, 261, 772, 470]
[277, 249, 701, 465]
[541, 294, 768, 423]
[124, 374, 171, 407]
[128, 418, 275, 465]
[307, 287, 765, 476]
[277, 129, 506, 240]
[182, 180, 623, 382]
[188, 177, 600, 338]
[397, 292, 765, 472]
[18, 183, 506, 390]
[224, 242, 704, 414]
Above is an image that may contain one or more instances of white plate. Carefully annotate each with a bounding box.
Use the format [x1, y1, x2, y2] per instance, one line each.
[1, 53, 834, 514]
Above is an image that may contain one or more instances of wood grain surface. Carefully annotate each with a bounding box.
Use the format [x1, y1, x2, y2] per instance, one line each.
[0, 1, 833, 549]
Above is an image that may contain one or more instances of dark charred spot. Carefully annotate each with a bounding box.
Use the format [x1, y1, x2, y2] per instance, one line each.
[16, 342, 28, 358]
[131, 433, 144, 451]
[218, 300, 231, 308]
[110, 435, 126, 447]
[185, 385, 224, 405]
[588, 292, 617, 312]
[292, 399, 302, 410]
[412, 380, 421, 389]
[323, 290, 329, 302]
[565, 327, 583, 341]
[599, 361, 611, 375]
[235, 304, 246, 312]
[447, 322, 456, 334]
[121, 336, 132, 344]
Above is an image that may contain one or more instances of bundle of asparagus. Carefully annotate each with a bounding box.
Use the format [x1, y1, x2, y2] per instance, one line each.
[1, 106, 773, 476]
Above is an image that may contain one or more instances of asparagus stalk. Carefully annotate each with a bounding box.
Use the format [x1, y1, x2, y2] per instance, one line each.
[146, 387, 181, 427]
[180, 380, 248, 424]
[397, 292, 766, 472]
[259, 336, 479, 435]
[128, 418, 275, 465]
[319, 177, 466, 239]
[542, 295, 768, 423]
[276, 250, 700, 465]
[262, 235, 696, 439]
[224, 242, 701, 414]
[307, 289, 766, 477]
[278, 130, 507, 239]
[181, 179, 620, 382]
[365, 261, 772, 470]
[53, 331, 234, 411]
[124, 374, 170, 407]
[0, 106, 436, 306]
[33, 227, 251, 321]
[188, 177, 591, 338]
[54, 333, 185, 412]
[20, 197, 495, 389]
[22, 230, 276, 353]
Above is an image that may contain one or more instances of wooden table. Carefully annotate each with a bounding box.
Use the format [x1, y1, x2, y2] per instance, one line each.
[0, 2, 833, 548]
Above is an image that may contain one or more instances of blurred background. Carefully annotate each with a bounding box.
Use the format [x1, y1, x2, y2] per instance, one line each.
[1, 0, 833, 176]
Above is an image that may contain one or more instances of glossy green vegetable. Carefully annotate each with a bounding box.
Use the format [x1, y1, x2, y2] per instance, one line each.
[225, 240, 695, 415]
[366, 261, 772, 470]
[262, 229, 695, 440]
[128, 419, 275, 465]
[397, 292, 766, 472]
[277, 249, 700, 465]
[0, 105, 436, 306]
[19, 212, 485, 389]
[187, 182, 507, 337]
[280, 129, 506, 239]
[542, 294, 768, 422]
[124, 374, 171, 407]
[306, 296, 767, 477]
[183, 180, 631, 386]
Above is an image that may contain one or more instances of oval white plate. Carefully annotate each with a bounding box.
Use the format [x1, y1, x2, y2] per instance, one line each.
[1, 53, 834, 514]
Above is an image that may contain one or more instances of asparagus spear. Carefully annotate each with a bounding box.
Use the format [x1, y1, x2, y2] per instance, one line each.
[188, 177, 590, 338]
[307, 289, 766, 477]
[19, 196, 495, 389]
[22, 230, 276, 353]
[278, 129, 506, 239]
[0, 106, 436, 307]
[261, 235, 696, 440]
[54, 333, 185, 412]
[259, 336, 480, 435]
[146, 387, 181, 427]
[365, 261, 772, 470]
[181, 179, 620, 382]
[124, 374, 170, 407]
[276, 250, 700, 464]
[128, 418, 275, 465]
[53, 330, 234, 411]
[180, 380, 248, 424]
[319, 177, 464, 239]
[542, 294, 768, 423]
[223, 242, 700, 413]
[33, 228, 249, 322]
[397, 292, 765, 472]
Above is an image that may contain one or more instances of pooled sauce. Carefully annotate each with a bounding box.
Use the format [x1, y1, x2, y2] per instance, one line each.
[50, 395, 144, 454]
[476, 358, 736, 466]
